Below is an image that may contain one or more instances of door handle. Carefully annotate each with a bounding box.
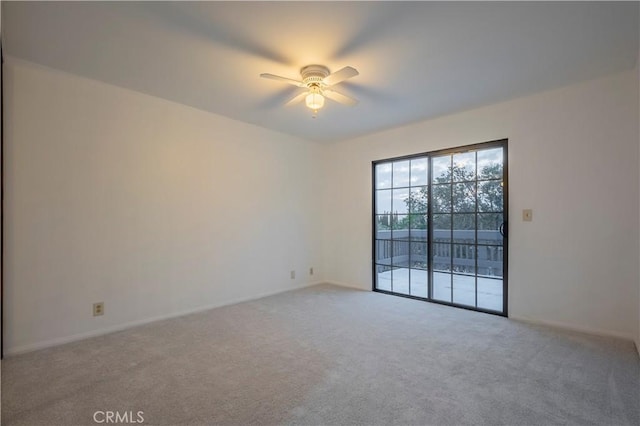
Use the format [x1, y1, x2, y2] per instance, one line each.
[499, 222, 507, 238]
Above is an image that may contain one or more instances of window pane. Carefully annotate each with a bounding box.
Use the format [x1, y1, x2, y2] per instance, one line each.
[375, 264, 393, 292]
[376, 163, 392, 189]
[452, 244, 476, 275]
[376, 189, 392, 214]
[410, 242, 427, 269]
[452, 152, 476, 182]
[393, 160, 410, 187]
[478, 180, 503, 212]
[375, 215, 392, 239]
[433, 214, 451, 243]
[477, 278, 503, 311]
[453, 274, 475, 307]
[374, 239, 392, 265]
[453, 182, 476, 213]
[391, 214, 410, 240]
[453, 214, 475, 243]
[431, 184, 451, 213]
[392, 267, 410, 295]
[392, 188, 410, 214]
[409, 269, 427, 298]
[432, 243, 450, 272]
[477, 213, 503, 245]
[409, 214, 428, 241]
[477, 148, 503, 180]
[408, 186, 428, 214]
[478, 246, 503, 277]
[410, 158, 429, 186]
[433, 272, 451, 302]
[392, 241, 410, 268]
[432, 155, 451, 183]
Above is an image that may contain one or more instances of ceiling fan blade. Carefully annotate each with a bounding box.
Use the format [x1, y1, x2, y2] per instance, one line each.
[284, 91, 308, 106]
[260, 73, 305, 87]
[324, 89, 359, 106]
[323, 66, 359, 86]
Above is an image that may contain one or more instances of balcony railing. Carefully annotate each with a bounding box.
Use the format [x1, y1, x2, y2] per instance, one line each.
[375, 229, 503, 277]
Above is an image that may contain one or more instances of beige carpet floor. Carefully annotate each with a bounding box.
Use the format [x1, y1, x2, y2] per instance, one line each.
[2, 284, 639, 425]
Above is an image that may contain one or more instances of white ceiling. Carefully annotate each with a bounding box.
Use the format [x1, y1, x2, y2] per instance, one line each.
[3, 1, 639, 143]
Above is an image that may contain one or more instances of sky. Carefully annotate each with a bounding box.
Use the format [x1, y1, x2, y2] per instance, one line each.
[375, 147, 503, 214]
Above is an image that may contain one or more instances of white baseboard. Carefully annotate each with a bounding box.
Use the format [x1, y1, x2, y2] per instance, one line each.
[324, 280, 369, 291]
[510, 315, 636, 343]
[6, 281, 322, 356]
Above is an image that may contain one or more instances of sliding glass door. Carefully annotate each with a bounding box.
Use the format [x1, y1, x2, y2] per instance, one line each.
[373, 140, 507, 315]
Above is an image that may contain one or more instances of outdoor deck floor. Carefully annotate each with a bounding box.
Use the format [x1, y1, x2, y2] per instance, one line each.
[376, 270, 503, 312]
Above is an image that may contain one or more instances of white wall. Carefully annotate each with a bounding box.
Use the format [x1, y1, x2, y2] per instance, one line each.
[4, 57, 639, 354]
[324, 70, 640, 341]
[3, 58, 325, 354]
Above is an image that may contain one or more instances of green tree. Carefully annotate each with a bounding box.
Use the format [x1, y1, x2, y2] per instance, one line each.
[402, 162, 503, 230]
[477, 163, 503, 213]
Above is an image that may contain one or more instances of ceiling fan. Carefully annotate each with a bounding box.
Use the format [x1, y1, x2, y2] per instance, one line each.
[260, 65, 359, 115]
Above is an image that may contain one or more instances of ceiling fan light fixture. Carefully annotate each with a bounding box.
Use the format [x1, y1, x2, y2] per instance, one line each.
[260, 64, 359, 112]
[305, 91, 325, 110]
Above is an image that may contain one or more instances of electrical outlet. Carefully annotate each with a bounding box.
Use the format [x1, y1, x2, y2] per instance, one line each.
[522, 209, 533, 222]
[310, 267, 314, 276]
[290, 270, 296, 279]
[93, 302, 104, 317]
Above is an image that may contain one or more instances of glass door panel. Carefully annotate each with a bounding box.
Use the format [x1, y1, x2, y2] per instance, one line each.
[430, 145, 505, 313]
[373, 157, 429, 299]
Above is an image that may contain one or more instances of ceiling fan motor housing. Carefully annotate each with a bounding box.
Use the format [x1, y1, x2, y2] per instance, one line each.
[301, 65, 330, 87]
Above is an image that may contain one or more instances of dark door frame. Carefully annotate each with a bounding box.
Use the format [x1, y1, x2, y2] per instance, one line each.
[371, 138, 509, 317]
[2, 45, 5, 358]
